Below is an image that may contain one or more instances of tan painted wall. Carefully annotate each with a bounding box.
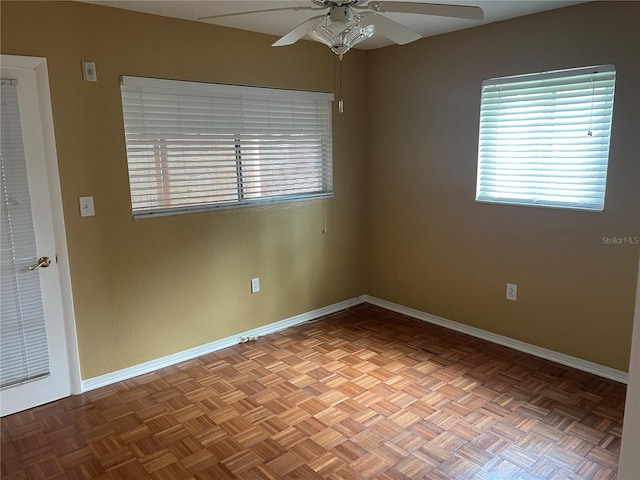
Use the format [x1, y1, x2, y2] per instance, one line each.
[0, 1, 367, 379]
[365, 1, 640, 371]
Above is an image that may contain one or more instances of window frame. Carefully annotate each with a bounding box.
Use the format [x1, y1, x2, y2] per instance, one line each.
[120, 76, 334, 219]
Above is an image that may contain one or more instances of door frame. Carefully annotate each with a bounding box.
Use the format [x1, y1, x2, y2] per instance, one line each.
[618, 255, 640, 476]
[2, 54, 81, 396]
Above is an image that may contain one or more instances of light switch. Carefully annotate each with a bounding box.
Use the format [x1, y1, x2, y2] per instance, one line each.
[79, 196, 95, 217]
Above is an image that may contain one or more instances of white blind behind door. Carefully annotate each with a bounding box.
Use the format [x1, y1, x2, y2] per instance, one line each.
[0, 80, 50, 388]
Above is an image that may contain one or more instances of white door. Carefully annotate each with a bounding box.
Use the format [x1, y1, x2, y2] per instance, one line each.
[1, 58, 76, 416]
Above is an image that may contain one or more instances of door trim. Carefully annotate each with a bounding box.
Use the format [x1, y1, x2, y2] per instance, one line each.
[1, 54, 82, 395]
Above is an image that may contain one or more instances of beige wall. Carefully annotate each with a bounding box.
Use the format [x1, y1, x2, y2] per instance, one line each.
[1, 1, 638, 379]
[0, 1, 367, 379]
[365, 1, 640, 371]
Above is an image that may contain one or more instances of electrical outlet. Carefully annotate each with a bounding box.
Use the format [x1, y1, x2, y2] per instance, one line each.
[251, 277, 260, 293]
[506, 283, 517, 301]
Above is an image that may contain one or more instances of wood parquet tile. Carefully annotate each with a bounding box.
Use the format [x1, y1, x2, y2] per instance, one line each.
[0, 304, 627, 479]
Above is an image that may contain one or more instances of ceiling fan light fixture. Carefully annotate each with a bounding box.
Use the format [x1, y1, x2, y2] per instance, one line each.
[309, 14, 374, 58]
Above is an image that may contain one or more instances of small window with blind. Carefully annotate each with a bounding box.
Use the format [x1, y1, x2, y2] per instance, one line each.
[475, 65, 616, 211]
[120, 76, 334, 218]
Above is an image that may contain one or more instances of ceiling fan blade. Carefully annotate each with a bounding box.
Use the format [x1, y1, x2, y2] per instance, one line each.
[367, 1, 484, 20]
[360, 12, 421, 45]
[272, 15, 326, 47]
[198, 6, 323, 21]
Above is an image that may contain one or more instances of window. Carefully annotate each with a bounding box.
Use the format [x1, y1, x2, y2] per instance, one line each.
[476, 65, 616, 211]
[120, 76, 334, 218]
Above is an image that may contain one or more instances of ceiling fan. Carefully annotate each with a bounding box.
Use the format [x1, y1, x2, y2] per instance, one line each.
[199, 1, 484, 59]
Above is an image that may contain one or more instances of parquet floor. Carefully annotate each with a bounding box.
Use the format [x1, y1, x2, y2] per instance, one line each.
[1, 304, 627, 479]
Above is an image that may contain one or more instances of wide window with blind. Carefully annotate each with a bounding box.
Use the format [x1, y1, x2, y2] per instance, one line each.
[476, 65, 616, 211]
[120, 76, 334, 218]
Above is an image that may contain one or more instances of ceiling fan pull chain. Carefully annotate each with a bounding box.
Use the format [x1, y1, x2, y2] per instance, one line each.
[333, 54, 344, 114]
[339, 57, 344, 114]
[333, 54, 337, 94]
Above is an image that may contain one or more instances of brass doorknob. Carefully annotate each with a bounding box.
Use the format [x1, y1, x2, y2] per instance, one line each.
[28, 257, 52, 271]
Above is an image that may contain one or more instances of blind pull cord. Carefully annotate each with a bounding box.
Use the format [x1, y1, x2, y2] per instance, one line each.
[322, 198, 327, 234]
[588, 72, 595, 137]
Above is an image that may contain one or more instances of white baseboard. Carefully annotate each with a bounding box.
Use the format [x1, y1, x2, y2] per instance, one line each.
[82, 293, 627, 391]
[81, 295, 367, 392]
[364, 295, 628, 384]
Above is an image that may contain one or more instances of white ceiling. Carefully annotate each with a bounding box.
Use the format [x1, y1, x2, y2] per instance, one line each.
[79, 0, 588, 50]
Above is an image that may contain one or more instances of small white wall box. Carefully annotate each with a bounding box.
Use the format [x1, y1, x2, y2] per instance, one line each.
[79, 196, 95, 217]
[82, 61, 97, 82]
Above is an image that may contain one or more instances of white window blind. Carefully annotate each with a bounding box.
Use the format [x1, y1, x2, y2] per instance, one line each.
[120, 76, 334, 218]
[1, 79, 50, 389]
[476, 65, 616, 211]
